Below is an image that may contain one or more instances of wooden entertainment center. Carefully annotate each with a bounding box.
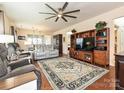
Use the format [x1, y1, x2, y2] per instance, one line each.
[69, 28, 110, 67]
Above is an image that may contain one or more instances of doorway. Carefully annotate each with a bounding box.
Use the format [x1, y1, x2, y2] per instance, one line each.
[114, 17, 124, 53]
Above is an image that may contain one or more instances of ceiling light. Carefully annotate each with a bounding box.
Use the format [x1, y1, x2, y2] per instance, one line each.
[57, 14, 62, 18]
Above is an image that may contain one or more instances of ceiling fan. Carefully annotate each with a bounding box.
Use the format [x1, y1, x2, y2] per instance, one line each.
[39, 2, 80, 22]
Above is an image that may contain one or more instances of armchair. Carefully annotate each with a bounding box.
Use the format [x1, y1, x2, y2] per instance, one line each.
[7, 43, 31, 59]
[7, 43, 33, 64]
[0, 44, 42, 90]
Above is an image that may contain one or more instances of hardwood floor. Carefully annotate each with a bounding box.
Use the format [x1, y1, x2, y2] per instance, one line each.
[0, 61, 115, 90]
[0, 72, 36, 90]
[86, 66, 115, 90]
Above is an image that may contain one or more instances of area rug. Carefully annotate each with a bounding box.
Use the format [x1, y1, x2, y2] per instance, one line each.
[38, 57, 109, 90]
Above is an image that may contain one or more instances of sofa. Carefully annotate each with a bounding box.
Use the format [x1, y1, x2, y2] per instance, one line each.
[33, 45, 59, 60]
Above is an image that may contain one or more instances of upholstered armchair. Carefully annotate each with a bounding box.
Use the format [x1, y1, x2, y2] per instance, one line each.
[7, 43, 31, 59]
[0, 44, 42, 90]
[7, 43, 33, 65]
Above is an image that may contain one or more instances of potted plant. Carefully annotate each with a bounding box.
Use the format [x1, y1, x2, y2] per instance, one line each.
[71, 29, 77, 33]
[95, 21, 107, 31]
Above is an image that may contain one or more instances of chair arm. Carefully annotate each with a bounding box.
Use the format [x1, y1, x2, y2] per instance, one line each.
[19, 52, 31, 56]
[8, 59, 30, 70]
[9, 56, 31, 64]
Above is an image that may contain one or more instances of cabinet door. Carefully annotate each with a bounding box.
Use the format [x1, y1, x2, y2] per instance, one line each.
[94, 50, 107, 65]
[78, 51, 84, 60]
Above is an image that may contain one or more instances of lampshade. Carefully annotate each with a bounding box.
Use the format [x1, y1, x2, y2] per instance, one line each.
[0, 35, 14, 43]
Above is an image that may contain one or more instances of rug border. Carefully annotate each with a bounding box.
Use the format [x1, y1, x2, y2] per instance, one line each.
[38, 57, 109, 90]
[38, 62, 60, 89]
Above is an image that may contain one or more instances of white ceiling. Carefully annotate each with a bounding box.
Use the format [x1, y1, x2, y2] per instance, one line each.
[1, 2, 124, 32]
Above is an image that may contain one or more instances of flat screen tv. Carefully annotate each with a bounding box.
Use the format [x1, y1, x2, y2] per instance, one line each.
[83, 37, 95, 51]
[76, 37, 95, 51]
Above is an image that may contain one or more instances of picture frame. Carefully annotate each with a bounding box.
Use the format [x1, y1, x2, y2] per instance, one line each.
[18, 36, 26, 40]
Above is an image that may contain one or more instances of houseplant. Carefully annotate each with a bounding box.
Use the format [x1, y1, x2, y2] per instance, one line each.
[95, 21, 107, 31]
[71, 29, 77, 33]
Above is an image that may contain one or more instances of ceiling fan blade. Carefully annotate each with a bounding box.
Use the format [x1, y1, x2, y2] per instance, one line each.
[55, 17, 59, 22]
[64, 9, 80, 14]
[62, 17, 68, 22]
[63, 15, 77, 18]
[62, 2, 68, 11]
[45, 4, 58, 13]
[39, 12, 56, 15]
[45, 16, 56, 20]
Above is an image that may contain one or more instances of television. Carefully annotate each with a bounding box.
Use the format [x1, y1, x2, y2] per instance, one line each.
[76, 37, 95, 51]
[83, 37, 95, 51]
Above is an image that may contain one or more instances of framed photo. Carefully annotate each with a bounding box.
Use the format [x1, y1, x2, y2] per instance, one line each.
[18, 36, 26, 40]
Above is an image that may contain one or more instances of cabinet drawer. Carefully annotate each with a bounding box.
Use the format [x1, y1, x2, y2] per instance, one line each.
[94, 58, 106, 65]
[78, 51, 84, 60]
[94, 51, 106, 59]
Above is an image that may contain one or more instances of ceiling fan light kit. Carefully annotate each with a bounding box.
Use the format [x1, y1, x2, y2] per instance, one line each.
[57, 14, 62, 18]
[39, 2, 80, 22]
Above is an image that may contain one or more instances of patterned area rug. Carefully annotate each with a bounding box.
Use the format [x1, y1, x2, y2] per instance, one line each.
[38, 57, 109, 90]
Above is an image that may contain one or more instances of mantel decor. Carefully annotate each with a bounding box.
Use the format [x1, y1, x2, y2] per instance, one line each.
[95, 21, 107, 31]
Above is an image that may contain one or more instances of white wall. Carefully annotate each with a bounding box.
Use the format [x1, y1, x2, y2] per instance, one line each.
[0, 5, 15, 34]
[53, 6, 124, 66]
[4, 14, 15, 34]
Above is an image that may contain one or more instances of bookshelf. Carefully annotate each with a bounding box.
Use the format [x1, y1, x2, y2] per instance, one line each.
[69, 28, 110, 67]
[94, 28, 110, 67]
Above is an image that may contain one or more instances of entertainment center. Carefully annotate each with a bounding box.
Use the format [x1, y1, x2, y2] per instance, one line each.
[69, 28, 110, 67]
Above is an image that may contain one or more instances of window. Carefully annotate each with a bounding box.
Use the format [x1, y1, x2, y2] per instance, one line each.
[27, 35, 51, 45]
[44, 35, 52, 45]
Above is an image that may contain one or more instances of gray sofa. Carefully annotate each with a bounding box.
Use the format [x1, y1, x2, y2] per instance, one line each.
[33, 45, 59, 60]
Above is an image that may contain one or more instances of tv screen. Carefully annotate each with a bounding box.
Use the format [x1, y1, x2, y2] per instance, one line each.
[76, 38, 84, 50]
[76, 37, 95, 51]
[83, 37, 95, 51]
